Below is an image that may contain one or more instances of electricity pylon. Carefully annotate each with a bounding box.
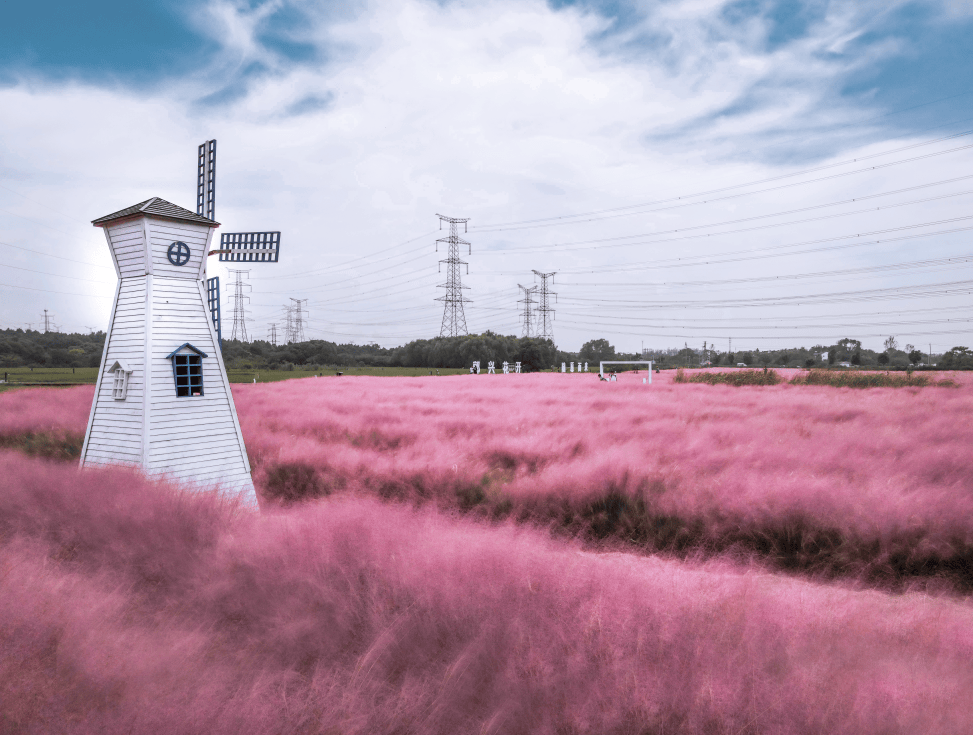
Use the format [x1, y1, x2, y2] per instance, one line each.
[435, 214, 471, 337]
[532, 270, 557, 341]
[517, 284, 537, 338]
[228, 269, 251, 342]
[289, 298, 307, 343]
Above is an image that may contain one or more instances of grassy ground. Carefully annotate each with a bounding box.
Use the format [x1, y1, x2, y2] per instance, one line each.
[0, 367, 98, 392]
[0, 366, 473, 391]
[225, 366, 471, 382]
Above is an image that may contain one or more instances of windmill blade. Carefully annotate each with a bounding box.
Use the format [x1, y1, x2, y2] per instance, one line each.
[215, 232, 281, 262]
[197, 140, 216, 220]
[206, 276, 222, 347]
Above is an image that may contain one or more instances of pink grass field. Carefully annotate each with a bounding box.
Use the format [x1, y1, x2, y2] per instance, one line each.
[2, 373, 973, 731]
[233, 371, 973, 589]
[1, 451, 973, 734]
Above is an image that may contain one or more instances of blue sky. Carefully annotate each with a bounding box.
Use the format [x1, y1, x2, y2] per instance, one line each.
[4, 1, 971, 138]
[2, 0, 972, 351]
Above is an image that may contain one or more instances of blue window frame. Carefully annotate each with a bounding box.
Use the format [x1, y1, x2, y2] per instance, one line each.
[165, 344, 207, 397]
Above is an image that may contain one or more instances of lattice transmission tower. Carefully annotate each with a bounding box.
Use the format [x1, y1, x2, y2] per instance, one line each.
[435, 214, 471, 337]
[41, 309, 55, 333]
[267, 323, 278, 346]
[517, 284, 537, 338]
[228, 269, 251, 342]
[288, 298, 308, 343]
[532, 270, 557, 341]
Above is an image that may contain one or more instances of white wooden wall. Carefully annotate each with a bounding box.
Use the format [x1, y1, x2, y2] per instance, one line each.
[149, 220, 208, 279]
[83, 214, 255, 499]
[106, 221, 146, 278]
[145, 278, 252, 490]
[82, 276, 146, 467]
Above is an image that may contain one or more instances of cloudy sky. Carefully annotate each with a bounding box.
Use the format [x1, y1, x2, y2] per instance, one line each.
[2, 0, 972, 353]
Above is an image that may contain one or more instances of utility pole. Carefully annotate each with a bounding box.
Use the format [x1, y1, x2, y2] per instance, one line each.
[435, 214, 471, 337]
[531, 271, 557, 341]
[289, 298, 307, 343]
[517, 284, 537, 338]
[227, 269, 251, 342]
[268, 323, 278, 347]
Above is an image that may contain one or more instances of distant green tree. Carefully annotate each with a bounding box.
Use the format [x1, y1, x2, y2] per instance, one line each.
[940, 346, 973, 369]
[579, 339, 616, 363]
[877, 353, 890, 365]
[675, 347, 697, 366]
[740, 352, 753, 366]
[908, 349, 924, 365]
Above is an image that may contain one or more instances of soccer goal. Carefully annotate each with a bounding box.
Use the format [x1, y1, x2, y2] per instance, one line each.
[599, 360, 654, 383]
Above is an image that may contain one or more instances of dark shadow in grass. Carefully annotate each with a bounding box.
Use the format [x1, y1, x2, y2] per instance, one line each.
[0, 432, 84, 461]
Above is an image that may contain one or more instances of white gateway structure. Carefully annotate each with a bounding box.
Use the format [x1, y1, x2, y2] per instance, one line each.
[80, 197, 256, 501]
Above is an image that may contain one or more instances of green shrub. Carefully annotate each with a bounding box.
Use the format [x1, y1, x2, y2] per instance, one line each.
[674, 368, 783, 386]
[790, 370, 956, 388]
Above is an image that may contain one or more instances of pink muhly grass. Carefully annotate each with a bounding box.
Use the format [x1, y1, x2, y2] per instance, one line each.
[2, 450, 972, 734]
[0, 385, 94, 458]
[234, 373, 973, 590]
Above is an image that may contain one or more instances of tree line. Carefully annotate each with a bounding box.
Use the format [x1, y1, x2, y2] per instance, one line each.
[2, 327, 970, 370]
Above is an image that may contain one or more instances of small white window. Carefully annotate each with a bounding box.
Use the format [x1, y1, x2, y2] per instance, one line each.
[107, 360, 132, 401]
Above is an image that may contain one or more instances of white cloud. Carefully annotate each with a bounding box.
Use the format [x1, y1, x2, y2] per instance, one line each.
[0, 0, 970, 352]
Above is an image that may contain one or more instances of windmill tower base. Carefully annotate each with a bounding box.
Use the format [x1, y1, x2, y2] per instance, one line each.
[82, 199, 258, 507]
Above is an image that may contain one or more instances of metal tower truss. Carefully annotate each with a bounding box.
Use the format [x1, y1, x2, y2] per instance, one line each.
[517, 284, 537, 338]
[532, 270, 557, 342]
[435, 214, 472, 338]
[289, 298, 308, 343]
[227, 269, 251, 342]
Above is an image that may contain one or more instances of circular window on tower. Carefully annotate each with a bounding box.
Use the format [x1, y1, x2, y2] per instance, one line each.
[167, 241, 191, 266]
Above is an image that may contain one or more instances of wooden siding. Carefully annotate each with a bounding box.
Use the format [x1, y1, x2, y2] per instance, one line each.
[106, 221, 146, 278]
[81, 240, 256, 500]
[149, 219, 210, 280]
[144, 277, 252, 495]
[82, 276, 146, 467]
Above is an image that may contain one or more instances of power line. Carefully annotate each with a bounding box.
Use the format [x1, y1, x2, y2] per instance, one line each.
[566, 278, 973, 309]
[471, 130, 973, 232]
[489, 187, 973, 256]
[0, 240, 113, 269]
[556, 253, 973, 289]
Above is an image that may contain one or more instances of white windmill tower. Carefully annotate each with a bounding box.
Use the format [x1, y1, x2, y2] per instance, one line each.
[79, 140, 281, 505]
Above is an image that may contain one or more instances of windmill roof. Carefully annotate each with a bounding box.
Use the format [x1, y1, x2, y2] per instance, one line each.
[92, 197, 220, 227]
